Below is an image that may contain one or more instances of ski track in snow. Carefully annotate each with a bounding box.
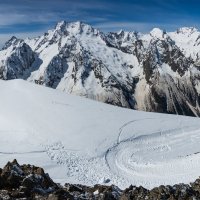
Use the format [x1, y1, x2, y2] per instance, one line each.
[41, 118, 200, 189]
[105, 118, 156, 170]
[105, 123, 200, 188]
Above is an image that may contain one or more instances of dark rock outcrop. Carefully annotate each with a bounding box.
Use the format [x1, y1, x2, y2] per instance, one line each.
[0, 159, 58, 199]
[1, 160, 200, 199]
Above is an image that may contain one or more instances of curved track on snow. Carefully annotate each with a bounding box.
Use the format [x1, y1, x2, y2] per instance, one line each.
[105, 118, 200, 187]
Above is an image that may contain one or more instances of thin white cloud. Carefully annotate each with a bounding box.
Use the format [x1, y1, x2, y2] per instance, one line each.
[94, 21, 197, 32]
[0, 12, 60, 27]
[0, 0, 110, 27]
[94, 22, 150, 32]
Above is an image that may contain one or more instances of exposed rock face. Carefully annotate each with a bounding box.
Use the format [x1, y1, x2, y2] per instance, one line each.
[1, 160, 200, 199]
[0, 159, 58, 199]
[0, 37, 37, 80]
[1, 21, 200, 116]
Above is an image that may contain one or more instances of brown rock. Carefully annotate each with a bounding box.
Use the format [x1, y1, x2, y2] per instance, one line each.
[48, 189, 73, 200]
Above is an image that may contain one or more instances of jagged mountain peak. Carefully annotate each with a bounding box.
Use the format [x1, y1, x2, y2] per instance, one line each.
[33, 21, 100, 42]
[55, 20, 67, 29]
[150, 28, 167, 39]
[118, 29, 125, 35]
[54, 20, 67, 33]
[2, 36, 24, 50]
[8, 35, 18, 42]
[117, 29, 138, 38]
[25, 20, 103, 56]
[104, 30, 138, 54]
[116, 29, 137, 36]
[53, 20, 100, 37]
[176, 27, 198, 35]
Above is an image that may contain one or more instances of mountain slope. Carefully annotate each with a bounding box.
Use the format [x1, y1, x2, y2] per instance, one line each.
[1, 79, 200, 189]
[1, 21, 200, 116]
[0, 36, 37, 80]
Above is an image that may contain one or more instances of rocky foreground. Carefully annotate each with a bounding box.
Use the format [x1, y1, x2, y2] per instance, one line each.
[1, 160, 200, 199]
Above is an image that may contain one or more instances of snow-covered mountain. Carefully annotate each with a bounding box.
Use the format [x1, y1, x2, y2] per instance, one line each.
[1, 79, 200, 189]
[1, 21, 200, 116]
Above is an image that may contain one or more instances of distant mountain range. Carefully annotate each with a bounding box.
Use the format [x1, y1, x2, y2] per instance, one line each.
[1, 21, 200, 116]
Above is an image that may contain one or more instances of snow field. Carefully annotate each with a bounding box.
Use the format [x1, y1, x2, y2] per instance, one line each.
[0, 79, 200, 189]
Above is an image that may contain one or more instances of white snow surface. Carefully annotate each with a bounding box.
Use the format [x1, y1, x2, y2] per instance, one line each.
[1, 79, 200, 189]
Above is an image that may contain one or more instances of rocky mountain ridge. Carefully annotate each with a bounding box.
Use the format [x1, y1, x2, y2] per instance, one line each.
[1, 160, 200, 200]
[1, 21, 200, 116]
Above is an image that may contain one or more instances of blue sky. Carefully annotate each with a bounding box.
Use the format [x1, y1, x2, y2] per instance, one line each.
[0, 0, 200, 46]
